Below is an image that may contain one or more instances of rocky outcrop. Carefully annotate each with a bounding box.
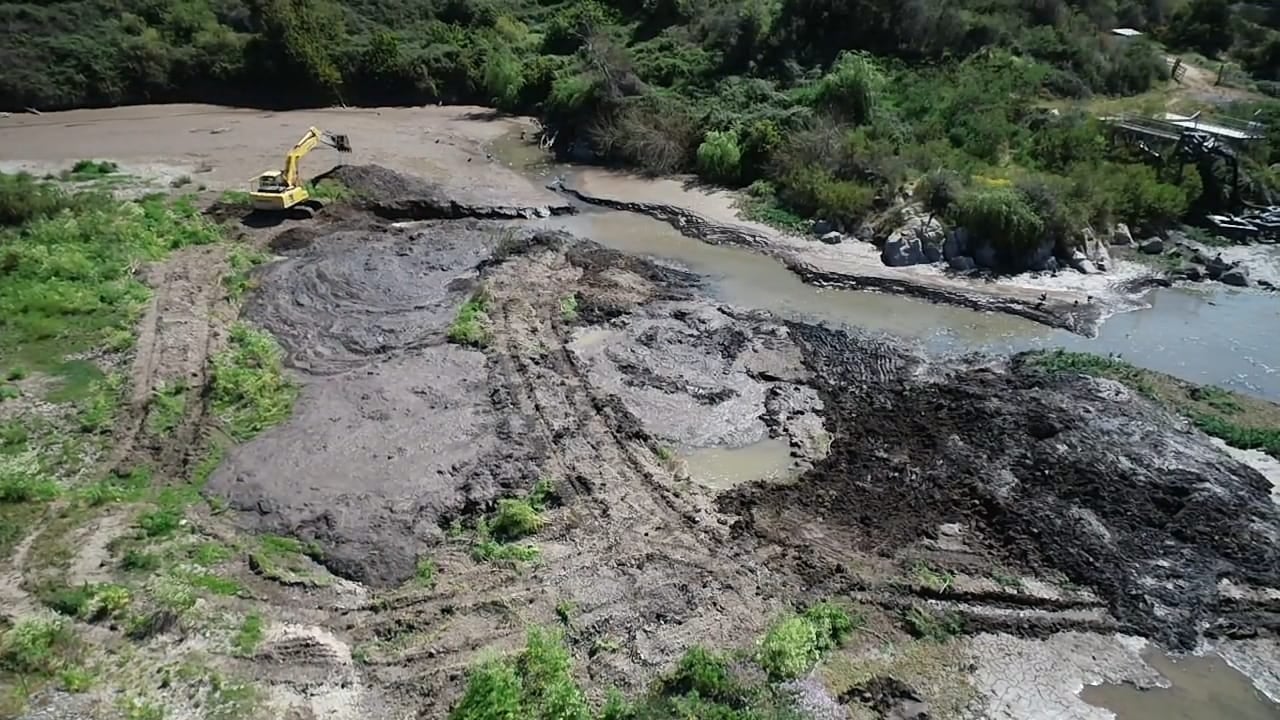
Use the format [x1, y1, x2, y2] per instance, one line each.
[1221, 266, 1250, 287]
[879, 208, 944, 267]
[1111, 223, 1134, 246]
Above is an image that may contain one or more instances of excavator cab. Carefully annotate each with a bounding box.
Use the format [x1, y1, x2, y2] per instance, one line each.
[248, 127, 352, 215]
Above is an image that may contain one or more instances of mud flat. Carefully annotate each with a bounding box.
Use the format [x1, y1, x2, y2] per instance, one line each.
[195, 165, 1280, 718]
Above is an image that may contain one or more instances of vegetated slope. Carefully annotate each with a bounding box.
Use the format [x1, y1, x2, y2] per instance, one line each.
[5, 0, 1280, 251]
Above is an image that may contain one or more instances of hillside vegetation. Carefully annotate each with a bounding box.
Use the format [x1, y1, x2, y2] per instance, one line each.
[4, 0, 1280, 249]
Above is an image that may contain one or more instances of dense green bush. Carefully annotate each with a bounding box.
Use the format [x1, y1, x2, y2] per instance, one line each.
[952, 187, 1045, 255]
[696, 130, 742, 184]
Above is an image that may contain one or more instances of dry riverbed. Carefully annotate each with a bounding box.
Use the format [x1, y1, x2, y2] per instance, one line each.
[1, 106, 1279, 720]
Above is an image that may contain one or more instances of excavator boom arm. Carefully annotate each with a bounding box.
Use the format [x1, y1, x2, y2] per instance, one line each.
[280, 126, 352, 187]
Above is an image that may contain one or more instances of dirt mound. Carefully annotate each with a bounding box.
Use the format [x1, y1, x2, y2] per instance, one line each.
[246, 221, 503, 375]
[317, 164, 575, 220]
[725, 330, 1280, 650]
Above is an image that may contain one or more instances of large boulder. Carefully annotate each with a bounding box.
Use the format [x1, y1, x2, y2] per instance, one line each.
[879, 210, 944, 267]
[1221, 266, 1250, 287]
[812, 219, 834, 236]
[948, 255, 977, 271]
[1111, 223, 1134, 246]
[1138, 238, 1165, 254]
[821, 231, 844, 245]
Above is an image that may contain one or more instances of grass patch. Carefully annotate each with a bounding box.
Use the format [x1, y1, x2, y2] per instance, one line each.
[489, 498, 544, 542]
[450, 626, 823, 720]
[413, 557, 436, 589]
[305, 180, 352, 202]
[210, 323, 297, 441]
[0, 616, 78, 677]
[218, 190, 252, 206]
[224, 244, 269, 301]
[471, 539, 541, 563]
[80, 466, 152, 507]
[447, 290, 492, 348]
[450, 628, 587, 720]
[137, 508, 183, 538]
[76, 372, 124, 434]
[0, 452, 59, 503]
[757, 602, 859, 681]
[248, 534, 327, 586]
[0, 182, 220, 372]
[912, 562, 955, 594]
[61, 160, 119, 182]
[1022, 349, 1280, 459]
[120, 549, 161, 572]
[145, 381, 187, 436]
[232, 614, 265, 657]
[559, 294, 578, 322]
[182, 571, 243, 597]
[44, 359, 103, 404]
[189, 541, 233, 567]
[900, 606, 965, 642]
[469, 491, 547, 564]
[555, 600, 574, 627]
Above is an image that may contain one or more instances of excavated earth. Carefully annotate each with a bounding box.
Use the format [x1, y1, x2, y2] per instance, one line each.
[204, 166, 1280, 714]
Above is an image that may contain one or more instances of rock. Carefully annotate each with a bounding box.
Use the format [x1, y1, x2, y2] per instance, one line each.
[1112, 223, 1134, 246]
[812, 219, 834, 236]
[1138, 238, 1164, 255]
[1221, 266, 1250, 287]
[948, 255, 977, 271]
[943, 228, 968, 260]
[821, 231, 843, 245]
[879, 209, 944, 266]
[1177, 264, 1205, 282]
[1258, 279, 1275, 290]
[1076, 259, 1097, 274]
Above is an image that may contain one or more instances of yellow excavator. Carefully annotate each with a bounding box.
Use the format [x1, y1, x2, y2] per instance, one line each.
[248, 127, 352, 217]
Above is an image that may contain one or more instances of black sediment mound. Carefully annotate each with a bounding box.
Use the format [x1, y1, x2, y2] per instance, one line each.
[725, 323, 1280, 650]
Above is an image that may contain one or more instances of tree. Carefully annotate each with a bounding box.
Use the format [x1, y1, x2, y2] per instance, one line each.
[1163, 0, 1232, 56]
[248, 0, 345, 98]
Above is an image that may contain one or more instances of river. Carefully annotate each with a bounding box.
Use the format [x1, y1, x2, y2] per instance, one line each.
[541, 209, 1280, 401]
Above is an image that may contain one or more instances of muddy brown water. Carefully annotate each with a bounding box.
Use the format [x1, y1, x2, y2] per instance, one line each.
[536, 209, 1280, 401]
[1081, 651, 1280, 720]
[680, 438, 798, 490]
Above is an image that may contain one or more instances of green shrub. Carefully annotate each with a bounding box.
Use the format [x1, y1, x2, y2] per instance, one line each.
[696, 130, 742, 184]
[756, 602, 856, 680]
[414, 557, 437, 588]
[137, 508, 182, 537]
[664, 646, 740, 702]
[0, 173, 74, 226]
[0, 454, 58, 503]
[450, 628, 588, 720]
[814, 52, 883, 124]
[952, 187, 1045, 255]
[489, 498, 544, 542]
[484, 47, 526, 110]
[448, 291, 492, 348]
[0, 616, 74, 675]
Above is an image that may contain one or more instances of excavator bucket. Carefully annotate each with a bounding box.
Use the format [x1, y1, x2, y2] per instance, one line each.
[329, 134, 352, 153]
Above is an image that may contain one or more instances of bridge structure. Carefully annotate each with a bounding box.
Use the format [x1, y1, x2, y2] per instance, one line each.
[1101, 111, 1278, 241]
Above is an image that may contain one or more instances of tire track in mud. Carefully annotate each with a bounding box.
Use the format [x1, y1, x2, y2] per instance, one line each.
[344, 241, 796, 713]
[114, 244, 229, 476]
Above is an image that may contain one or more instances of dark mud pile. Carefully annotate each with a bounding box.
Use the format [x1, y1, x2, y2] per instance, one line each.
[246, 221, 501, 374]
[318, 164, 574, 220]
[726, 328, 1280, 649]
[207, 221, 556, 585]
